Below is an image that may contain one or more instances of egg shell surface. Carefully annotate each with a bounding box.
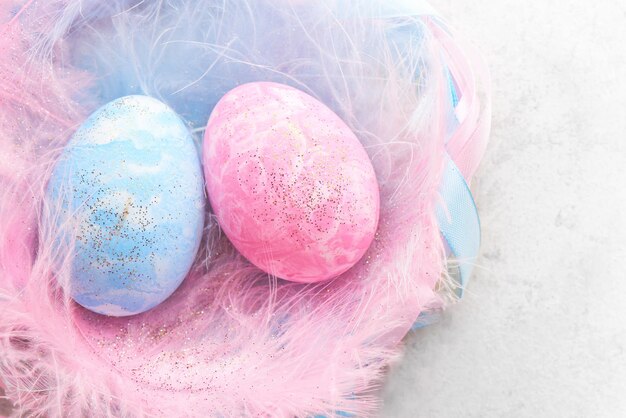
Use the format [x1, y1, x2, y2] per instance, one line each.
[46, 95, 205, 316]
[203, 82, 380, 283]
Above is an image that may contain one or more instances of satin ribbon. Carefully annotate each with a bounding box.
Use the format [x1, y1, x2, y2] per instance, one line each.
[436, 65, 481, 298]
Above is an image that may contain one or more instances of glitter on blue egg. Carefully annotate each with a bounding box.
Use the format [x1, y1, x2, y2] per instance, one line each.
[46, 95, 205, 316]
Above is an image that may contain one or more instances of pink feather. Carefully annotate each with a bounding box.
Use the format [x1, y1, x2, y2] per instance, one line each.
[0, 0, 490, 416]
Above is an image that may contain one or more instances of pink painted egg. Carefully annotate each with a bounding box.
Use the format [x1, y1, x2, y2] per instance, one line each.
[203, 82, 380, 283]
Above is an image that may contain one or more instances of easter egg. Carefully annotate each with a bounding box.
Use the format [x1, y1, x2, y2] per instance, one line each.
[203, 82, 380, 283]
[46, 95, 205, 316]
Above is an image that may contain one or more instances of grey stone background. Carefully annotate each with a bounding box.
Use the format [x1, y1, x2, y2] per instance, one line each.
[382, 0, 626, 417]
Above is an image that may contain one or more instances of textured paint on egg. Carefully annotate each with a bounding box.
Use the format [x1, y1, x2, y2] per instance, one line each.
[46, 95, 205, 316]
[203, 82, 380, 283]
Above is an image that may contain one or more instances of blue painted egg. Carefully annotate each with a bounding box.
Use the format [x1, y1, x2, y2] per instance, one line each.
[46, 95, 205, 316]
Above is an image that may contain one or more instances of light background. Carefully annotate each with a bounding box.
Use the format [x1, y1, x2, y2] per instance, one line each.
[382, 1, 626, 417]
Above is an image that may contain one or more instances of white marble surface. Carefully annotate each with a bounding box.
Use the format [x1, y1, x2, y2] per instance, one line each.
[382, 1, 626, 417]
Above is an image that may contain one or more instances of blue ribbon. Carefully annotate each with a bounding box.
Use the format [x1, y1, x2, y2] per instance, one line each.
[435, 154, 481, 296]
[435, 64, 481, 297]
[412, 47, 481, 330]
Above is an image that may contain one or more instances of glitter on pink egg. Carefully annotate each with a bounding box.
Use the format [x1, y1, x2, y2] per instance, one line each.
[203, 82, 380, 283]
